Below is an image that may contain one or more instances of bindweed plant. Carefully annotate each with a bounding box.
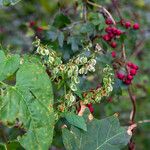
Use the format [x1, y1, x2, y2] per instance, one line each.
[0, 0, 147, 150]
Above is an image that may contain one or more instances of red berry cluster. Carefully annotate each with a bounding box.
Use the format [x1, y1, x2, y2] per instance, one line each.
[116, 62, 139, 85]
[121, 20, 140, 30]
[102, 18, 123, 48]
[28, 21, 43, 33]
[102, 18, 140, 49]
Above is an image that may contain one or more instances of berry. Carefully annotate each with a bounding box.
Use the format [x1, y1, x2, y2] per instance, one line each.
[110, 41, 117, 48]
[105, 26, 112, 33]
[127, 74, 133, 80]
[127, 61, 133, 67]
[132, 64, 139, 70]
[130, 69, 137, 76]
[117, 73, 125, 80]
[87, 104, 94, 113]
[29, 21, 36, 27]
[37, 26, 43, 32]
[124, 79, 132, 85]
[111, 51, 116, 58]
[125, 21, 131, 29]
[102, 34, 111, 41]
[105, 18, 113, 25]
[133, 23, 140, 30]
[116, 29, 122, 36]
[111, 27, 118, 34]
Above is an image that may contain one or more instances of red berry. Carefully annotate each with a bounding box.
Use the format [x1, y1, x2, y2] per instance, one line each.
[105, 26, 112, 33]
[117, 73, 125, 80]
[125, 21, 131, 29]
[110, 41, 117, 48]
[116, 29, 122, 36]
[133, 23, 140, 30]
[105, 18, 113, 25]
[132, 64, 139, 70]
[111, 27, 118, 34]
[87, 104, 94, 113]
[37, 26, 43, 32]
[130, 69, 137, 76]
[111, 51, 116, 58]
[127, 74, 133, 80]
[102, 34, 111, 41]
[127, 62, 132, 67]
[108, 33, 114, 39]
[124, 79, 132, 85]
[29, 21, 36, 27]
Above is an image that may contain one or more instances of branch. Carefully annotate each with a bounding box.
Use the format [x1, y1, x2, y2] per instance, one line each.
[128, 87, 136, 123]
[87, 0, 116, 25]
[111, 0, 123, 20]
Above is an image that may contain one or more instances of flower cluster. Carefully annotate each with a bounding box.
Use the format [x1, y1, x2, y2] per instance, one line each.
[82, 65, 114, 104]
[34, 38, 99, 108]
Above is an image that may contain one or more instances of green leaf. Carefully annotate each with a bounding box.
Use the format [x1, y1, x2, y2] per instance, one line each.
[0, 0, 21, 6]
[0, 57, 54, 150]
[58, 31, 64, 47]
[6, 142, 25, 150]
[80, 22, 95, 34]
[48, 31, 58, 42]
[64, 112, 87, 131]
[62, 115, 131, 150]
[0, 51, 20, 81]
[0, 144, 6, 150]
[53, 13, 71, 28]
[67, 36, 81, 51]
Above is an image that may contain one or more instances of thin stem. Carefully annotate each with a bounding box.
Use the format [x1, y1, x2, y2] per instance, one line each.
[87, 0, 116, 25]
[112, 0, 122, 19]
[128, 87, 136, 123]
[138, 119, 150, 124]
[83, 1, 87, 22]
[121, 43, 127, 60]
[0, 81, 8, 87]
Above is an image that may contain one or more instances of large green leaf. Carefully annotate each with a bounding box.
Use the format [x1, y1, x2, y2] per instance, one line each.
[64, 112, 87, 131]
[0, 51, 20, 81]
[0, 57, 54, 150]
[0, 0, 21, 6]
[62, 115, 131, 150]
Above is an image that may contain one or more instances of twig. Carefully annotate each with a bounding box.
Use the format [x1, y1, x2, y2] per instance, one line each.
[121, 43, 127, 60]
[83, 1, 87, 22]
[128, 87, 136, 123]
[138, 120, 150, 124]
[111, 0, 122, 20]
[87, 0, 116, 25]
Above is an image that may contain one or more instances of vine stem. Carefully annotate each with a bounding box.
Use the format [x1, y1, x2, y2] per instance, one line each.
[86, 0, 116, 25]
[128, 87, 136, 123]
[111, 0, 123, 20]
[121, 44, 137, 150]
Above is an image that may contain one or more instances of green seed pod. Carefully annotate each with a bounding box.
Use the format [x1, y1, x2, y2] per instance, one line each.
[70, 83, 77, 91]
